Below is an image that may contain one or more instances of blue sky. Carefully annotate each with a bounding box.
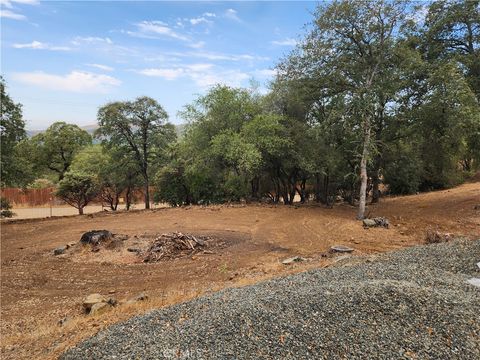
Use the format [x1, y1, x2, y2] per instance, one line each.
[1, 0, 316, 129]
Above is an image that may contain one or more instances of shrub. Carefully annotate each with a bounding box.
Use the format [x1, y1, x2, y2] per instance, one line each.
[27, 178, 55, 189]
[0, 197, 14, 218]
[55, 172, 99, 215]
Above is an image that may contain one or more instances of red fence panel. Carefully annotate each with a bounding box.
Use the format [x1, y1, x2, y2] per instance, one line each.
[1, 186, 157, 207]
[0, 187, 57, 206]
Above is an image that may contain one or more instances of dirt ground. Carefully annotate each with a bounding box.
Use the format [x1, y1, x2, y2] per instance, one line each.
[1, 181, 479, 360]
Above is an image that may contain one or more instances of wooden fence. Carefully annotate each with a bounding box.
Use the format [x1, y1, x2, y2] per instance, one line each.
[1, 187, 58, 206]
[0, 187, 152, 207]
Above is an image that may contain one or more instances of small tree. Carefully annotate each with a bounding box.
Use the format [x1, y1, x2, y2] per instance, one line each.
[56, 172, 99, 215]
[0, 197, 14, 218]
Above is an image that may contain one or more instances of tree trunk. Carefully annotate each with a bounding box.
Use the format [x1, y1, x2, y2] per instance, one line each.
[126, 186, 132, 210]
[144, 175, 150, 209]
[357, 123, 371, 220]
[78, 206, 84, 215]
[371, 168, 380, 203]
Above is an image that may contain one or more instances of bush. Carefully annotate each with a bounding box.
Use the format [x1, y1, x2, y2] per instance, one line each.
[384, 144, 422, 195]
[56, 172, 99, 215]
[27, 178, 55, 189]
[154, 166, 190, 207]
[0, 197, 14, 218]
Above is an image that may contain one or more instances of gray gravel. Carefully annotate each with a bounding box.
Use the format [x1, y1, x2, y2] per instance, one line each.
[62, 239, 480, 359]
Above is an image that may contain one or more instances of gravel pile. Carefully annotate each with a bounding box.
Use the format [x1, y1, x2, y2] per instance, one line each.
[62, 239, 480, 359]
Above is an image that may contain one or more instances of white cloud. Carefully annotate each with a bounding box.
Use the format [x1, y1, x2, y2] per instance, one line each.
[1, 0, 39, 20]
[203, 12, 216, 18]
[185, 63, 214, 72]
[225, 8, 241, 22]
[0, 9, 26, 20]
[13, 40, 72, 51]
[86, 63, 114, 72]
[188, 41, 205, 49]
[171, 51, 268, 62]
[133, 21, 189, 41]
[254, 69, 277, 78]
[13, 70, 121, 93]
[135, 63, 249, 88]
[71, 36, 113, 45]
[189, 16, 212, 26]
[136, 68, 184, 80]
[271, 38, 297, 46]
[1, 0, 39, 7]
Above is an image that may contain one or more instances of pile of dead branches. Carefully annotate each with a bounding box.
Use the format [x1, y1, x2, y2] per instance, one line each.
[425, 230, 454, 244]
[142, 232, 212, 262]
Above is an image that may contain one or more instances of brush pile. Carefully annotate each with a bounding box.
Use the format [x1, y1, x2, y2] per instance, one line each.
[425, 230, 454, 244]
[142, 232, 213, 262]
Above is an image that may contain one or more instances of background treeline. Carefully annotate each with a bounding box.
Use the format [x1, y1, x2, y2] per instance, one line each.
[1, 0, 479, 218]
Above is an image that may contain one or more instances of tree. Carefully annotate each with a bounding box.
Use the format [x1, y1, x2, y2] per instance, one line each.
[97, 97, 175, 209]
[423, 0, 480, 99]
[0, 77, 26, 186]
[70, 145, 141, 210]
[55, 171, 99, 215]
[414, 61, 479, 189]
[277, 0, 406, 218]
[30, 122, 92, 181]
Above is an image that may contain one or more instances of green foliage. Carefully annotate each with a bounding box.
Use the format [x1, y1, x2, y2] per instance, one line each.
[1, 78, 26, 186]
[414, 61, 479, 189]
[0, 196, 14, 218]
[70, 145, 141, 210]
[97, 96, 176, 208]
[153, 163, 189, 207]
[27, 178, 55, 189]
[383, 142, 422, 195]
[5, 0, 479, 210]
[28, 122, 92, 181]
[55, 171, 99, 215]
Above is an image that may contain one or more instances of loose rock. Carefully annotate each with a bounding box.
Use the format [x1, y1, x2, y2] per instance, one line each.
[80, 230, 113, 246]
[362, 218, 376, 227]
[282, 256, 306, 265]
[133, 292, 148, 301]
[53, 246, 66, 256]
[466, 278, 480, 288]
[82, 294, 107, 312]
[90, 302, 110, 315]
[363, 217, 389, 228]
[330, 245, 354, 253]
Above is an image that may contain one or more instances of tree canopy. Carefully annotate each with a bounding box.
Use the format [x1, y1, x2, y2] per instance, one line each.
[1, 77, 26, 186]
[3, 0, 479, 218]
[96, 96, 176, 209]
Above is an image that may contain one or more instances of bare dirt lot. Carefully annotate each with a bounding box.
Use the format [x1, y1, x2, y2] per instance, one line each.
[1, 182, 479, 360]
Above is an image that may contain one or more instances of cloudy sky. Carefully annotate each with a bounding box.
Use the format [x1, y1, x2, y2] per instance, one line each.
[1, 0, 315, 129]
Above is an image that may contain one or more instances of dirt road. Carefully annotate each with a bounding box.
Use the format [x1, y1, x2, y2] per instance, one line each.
[1, 182, 479, 359]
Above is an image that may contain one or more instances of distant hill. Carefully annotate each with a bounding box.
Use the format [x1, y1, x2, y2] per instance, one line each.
[26, 124, 98, 138]
[26, 124, 186, 138]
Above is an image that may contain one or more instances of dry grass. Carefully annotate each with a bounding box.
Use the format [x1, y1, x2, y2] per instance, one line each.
[1, 181, 479, 360]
